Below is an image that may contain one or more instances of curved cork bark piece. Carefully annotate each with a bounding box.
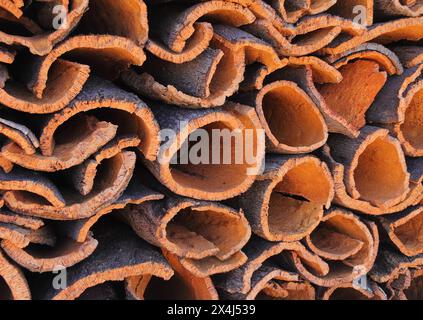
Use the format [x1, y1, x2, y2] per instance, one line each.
[0, 60, 90, 114]
[2, 116, 118, 172]
[292, 218, 379, 287]
[143, 102, 264, 200]
[375, 0, 423, 19]
[38, 222, 174, 300]
[150, 0, 255, 53]
[244, 19, 342, 57]
[0, 209, 44, 230]
[327, 126, 410, 209]
[367, 64, 423, 157]
[383, 268, 411, 300]
[123, 35, 246, 108]
[1, 233, 98, 273]
[0, 0, 23, 18]
[321, 17, 423, 55]
[269, 0, 337, 23]
[319, 144, 423, 215]
[122, 196, 250, 271]
[235, 80, 328, 153]
[146, 22, 214, 64]
[58, 178, 163, 243]
[377, 205, 423, 257]
[220, 264, 315, 300]
[0, 167, 65, 207]
[326, 43, 404, 76]
[214, 236, 328, 294]
[77, 0, 148, 46]
[370, 244, 423, 283]
[0, 45, 16, 64]
[318, 60, 387, 137]
[70, 135, 141, 196]
[37, 77, 159, 161]
[402, 269, 423, 300]
[287, 56, 343, 84]
[0, 0, 88, 55]
[0, 117, 39, 155]
[321, 282, 387, 300]
[237, 154, 333, 242]
[26, 35, 146, 99]
[4, 151, 136, 220]
[392, 45, 423, 68]
[0, 249, 30, 300]
[329, 0, 374, 26]
[127, 249, 219, 300]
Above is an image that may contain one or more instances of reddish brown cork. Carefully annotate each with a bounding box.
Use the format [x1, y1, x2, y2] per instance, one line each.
[0, 45, 16, 64]
[269, 0, 337, 23]
[0, 249, 30, 300]
[321, 282, 387, 300]
[329, 0, 374, 26]
[142, 102, 265, 200]
[0, 117, 39, 155]
[122, 195, 251, 276]
[401, 269, 423, 300]
[374, 0, 423, 19]
[237, 155, 333, 242]
[392, 45, 423, 67]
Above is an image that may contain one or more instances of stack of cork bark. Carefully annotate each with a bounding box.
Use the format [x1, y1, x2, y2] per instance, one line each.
[0, 0, 422, 301]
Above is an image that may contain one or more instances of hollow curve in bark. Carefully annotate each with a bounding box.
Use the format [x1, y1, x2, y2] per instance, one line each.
[0, 249, 30, 300]
[0, 0, 89, 55]
[327, 126, 410, 209]
[237, 154, 333, 242]
[375, 0, 423, 19]
[321, 282, 386, 300]
[3, 151, 136, 220]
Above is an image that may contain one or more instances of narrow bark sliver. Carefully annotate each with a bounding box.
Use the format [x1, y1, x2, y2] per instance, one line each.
[367, 64, 423, 157]
[236, 80, 328, 153]
[126, 250, 219, 300]
[122, 196, 251, 277]
[237, 154, 334, 242]
[35, 222, 174, 300]
[143, 102, 264, 201]
[0, 249, 30, 300]
[318, 60, 388, 137]
[327, 126, 410, 209]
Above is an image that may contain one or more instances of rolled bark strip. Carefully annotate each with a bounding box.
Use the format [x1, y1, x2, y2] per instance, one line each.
[325, 43, 404, 76]
[3, 151, 136, 220]
[58, 177, 164, 243]
[36, 77, 159, 161]
[0, 209, 44, 230]
[269, 0, 337, 23]
[143, 102, 264, 200]
[318, 60, 387, 137]
[1, 234, 97, 273]
[122, 196, 251, 275]
[235, 80, 328, 153]
[2, 116, 119, 172]
[237, 155, 333, 242]
[319, 145, 423, 215]
[0, 249, 30, 300]
[69, 135, 141, 196]
[320, 282, 387, 300]
[377, 205, 423, 257]
[149, 0, 255, 53]
[392, 45, 423, 68]
[214, 236, 328, 295]
[0, 117, 39, 155]
[367, 64, 423, 156]
[35, 222, 173, 300]
[374, 0, 423, 19]
[327, 126, 410, 209]
[244, 19, 342, 57]
[0, 167, 65, 207]
[123, 35, 246, 108]
[329, 0, 374, 26]
[126, 249, 219, 300]
[77, 0, 148, 46]
[146, 22, 214, 64]
[220, 264, 315, 300]
[291, 219, 378, 287]
[0, 60, 90, 114]
[369, 243, 423, 283]
[0, 0, 88, 55]
[25, 35, 146, 99]
[321, 17, 423, 56]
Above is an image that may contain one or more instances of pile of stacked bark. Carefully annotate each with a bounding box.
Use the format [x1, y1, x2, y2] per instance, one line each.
[0, 0, 422, 301]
